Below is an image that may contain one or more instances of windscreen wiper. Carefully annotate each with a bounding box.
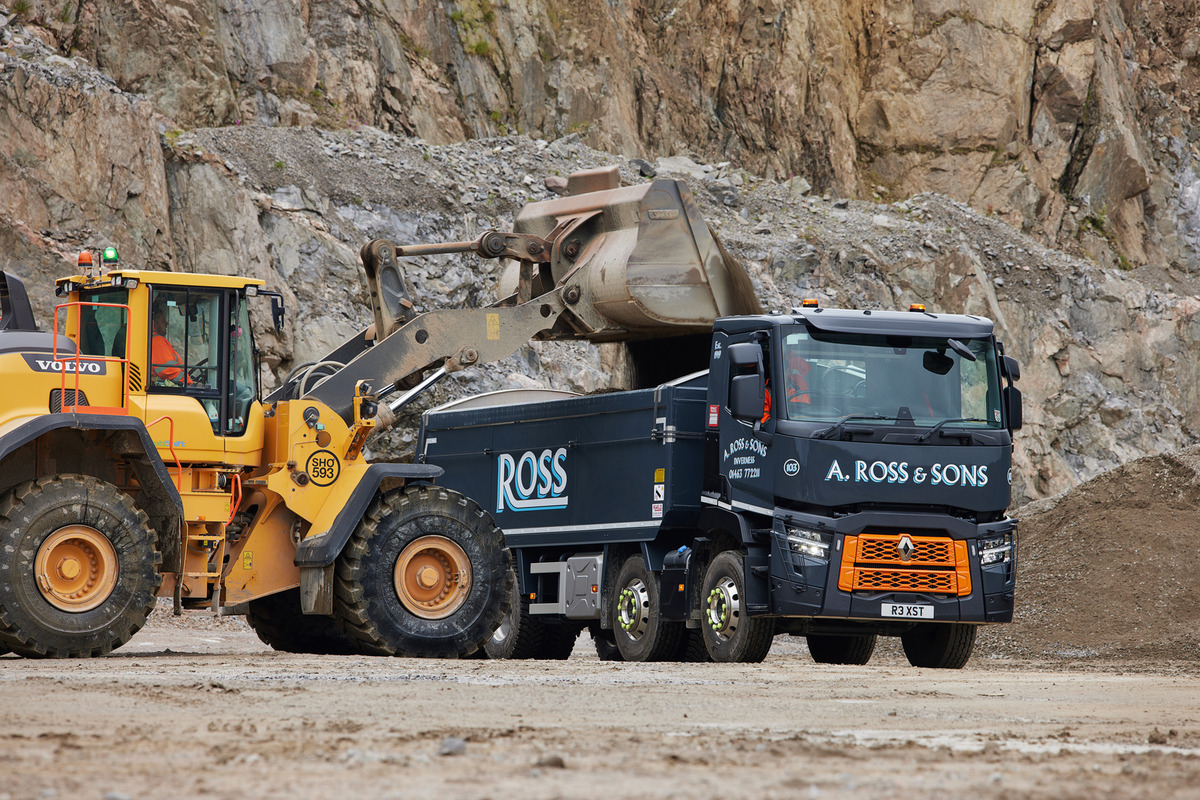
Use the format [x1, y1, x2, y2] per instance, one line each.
[814, 414, 891, 440]
[917, 417, 988, 443]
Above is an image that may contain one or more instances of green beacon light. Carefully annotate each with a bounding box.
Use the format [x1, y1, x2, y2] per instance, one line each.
[101, 247, 119, 265]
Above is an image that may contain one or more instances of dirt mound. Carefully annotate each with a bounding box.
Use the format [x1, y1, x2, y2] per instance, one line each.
[980, 446, 1200, 662]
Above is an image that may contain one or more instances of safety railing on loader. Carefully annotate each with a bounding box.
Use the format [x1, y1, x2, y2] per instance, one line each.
[52, 301, 132, 415]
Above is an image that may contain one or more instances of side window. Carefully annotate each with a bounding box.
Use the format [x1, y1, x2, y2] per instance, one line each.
[77, 289, 128, 358]
[149, 288, 223, 433]
[225, 295, 257, 436]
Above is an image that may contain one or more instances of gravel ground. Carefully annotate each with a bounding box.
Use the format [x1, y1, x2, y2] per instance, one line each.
[2, 607, 1199, 800]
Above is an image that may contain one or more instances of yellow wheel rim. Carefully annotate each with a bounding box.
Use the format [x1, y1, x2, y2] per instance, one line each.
[34, 526, 119, 613]
[393, 535, 471, 620]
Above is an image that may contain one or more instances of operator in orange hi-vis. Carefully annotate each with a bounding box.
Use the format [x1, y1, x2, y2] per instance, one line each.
[150, 305, 187, 383]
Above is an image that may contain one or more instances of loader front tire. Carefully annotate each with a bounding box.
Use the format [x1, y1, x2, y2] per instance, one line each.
[334, 485, 510, 658]
[0, 475, 161, 658]
[247, 589, 361, 655]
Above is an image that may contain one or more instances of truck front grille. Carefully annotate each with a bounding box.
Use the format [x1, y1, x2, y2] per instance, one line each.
[838, 533, 971, 596]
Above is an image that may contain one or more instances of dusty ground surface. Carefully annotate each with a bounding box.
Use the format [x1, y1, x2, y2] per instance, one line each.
[2, 609, 1199, 800]
[2, 445, 1200, 799]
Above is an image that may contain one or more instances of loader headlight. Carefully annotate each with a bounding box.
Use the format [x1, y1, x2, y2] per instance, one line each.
[979, 534, 1013, 566]
[787, 527, 831, 559]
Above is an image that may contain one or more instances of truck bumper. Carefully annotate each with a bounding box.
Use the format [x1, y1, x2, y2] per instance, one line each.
[766, 509, 1017, 625]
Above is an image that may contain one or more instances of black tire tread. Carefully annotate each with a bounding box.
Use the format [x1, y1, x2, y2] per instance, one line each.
[0, 475, 161, 658]
[806, 633, 877, 665]
[674, 628, 713, 662]
[246, 588, 360, 655]
[486, 585, 578, 660]
[901, 623, 977, 669]
[588, 623, 623, 661]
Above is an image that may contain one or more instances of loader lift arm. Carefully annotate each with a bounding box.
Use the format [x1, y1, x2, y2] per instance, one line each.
[295, 166, 762, 427]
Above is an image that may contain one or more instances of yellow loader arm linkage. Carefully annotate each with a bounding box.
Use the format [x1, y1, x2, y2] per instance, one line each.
[302, 166, 761, 425]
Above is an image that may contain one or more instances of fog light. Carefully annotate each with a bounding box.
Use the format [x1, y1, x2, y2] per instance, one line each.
[787, 527, 830, 558]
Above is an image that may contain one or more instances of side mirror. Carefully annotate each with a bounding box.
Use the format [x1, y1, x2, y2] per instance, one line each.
[1003, 355, 1021, 381]
[1003, 385, 1022, 431]
[269, 295, 285, 334]
[727, 342, 762, 370]
[730, 373, 765, 422]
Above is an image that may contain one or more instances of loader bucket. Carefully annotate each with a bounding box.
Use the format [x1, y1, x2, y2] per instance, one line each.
[498, 166, 761, 336]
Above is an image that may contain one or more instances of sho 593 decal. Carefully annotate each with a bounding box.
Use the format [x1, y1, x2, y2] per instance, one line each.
[306, 450, 341, 486]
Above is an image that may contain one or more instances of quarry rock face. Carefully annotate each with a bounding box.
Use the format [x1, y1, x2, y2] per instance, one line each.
[31, 0, 1198, 273]
[2, 1, 1200, 504]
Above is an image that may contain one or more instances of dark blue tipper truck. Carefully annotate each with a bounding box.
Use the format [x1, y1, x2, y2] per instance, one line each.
[418, 303, 1022, 667]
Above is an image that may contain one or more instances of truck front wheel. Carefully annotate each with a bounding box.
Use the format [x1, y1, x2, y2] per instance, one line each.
[611, 555, 683, 661]
[806, 633, 876, 665]
[900, 622, 976, 669]
[0, 475, 161, 658]
[700, 551, 775, 663]
[334, 485, 511, 658]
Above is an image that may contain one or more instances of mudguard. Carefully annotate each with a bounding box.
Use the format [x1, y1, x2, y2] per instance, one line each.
[292, 462, 444, 567]
[0, 413, 184, 517]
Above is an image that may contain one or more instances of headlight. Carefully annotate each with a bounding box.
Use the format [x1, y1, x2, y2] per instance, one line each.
[787, 527, 831, 558]
[979, 534, 1013, 566]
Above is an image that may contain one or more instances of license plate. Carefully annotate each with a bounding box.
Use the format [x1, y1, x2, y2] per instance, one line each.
[881, 603, 933, 619]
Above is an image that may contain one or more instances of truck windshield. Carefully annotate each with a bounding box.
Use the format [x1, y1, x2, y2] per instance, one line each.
[780, 326, 1003, 428]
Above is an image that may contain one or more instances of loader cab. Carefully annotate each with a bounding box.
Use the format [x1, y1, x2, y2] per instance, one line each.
[62, 269, 274, 464]
[145, 285, 258, 437]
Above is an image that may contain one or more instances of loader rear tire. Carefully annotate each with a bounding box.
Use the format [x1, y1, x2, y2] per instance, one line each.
[485, 578, 578, 659]
[699, 551, 775, 663]
[0, 475, 161, 658]
[901, 622, 976, 669]
[247, 589, 360, 655]
[334, 485, 510, 658]
[611, 555, 683, 662]
[806, 633, 876, 665]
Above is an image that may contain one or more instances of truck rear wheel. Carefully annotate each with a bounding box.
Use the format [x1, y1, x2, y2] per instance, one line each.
[334, 485, 510, 658]
[900, 622, 976, 669]
[806, 633, 876, 665]
[0, 475, 161, 658]
[674, 628, 713, 662]
[611, 555, 683, 661]
[247, 589, 361, 655]
[700, 551, 775, 663]
[485, 577, 578, 659]
[588, 622, 623, 661]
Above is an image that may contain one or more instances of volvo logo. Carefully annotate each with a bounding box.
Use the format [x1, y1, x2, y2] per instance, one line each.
[897, 535, 915, 562]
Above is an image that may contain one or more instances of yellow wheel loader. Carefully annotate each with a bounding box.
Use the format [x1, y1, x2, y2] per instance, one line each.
[0, 166, 758, 658]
